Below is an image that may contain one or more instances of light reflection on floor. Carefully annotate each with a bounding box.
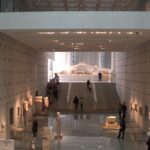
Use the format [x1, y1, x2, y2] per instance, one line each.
[50, 113, 147, 150]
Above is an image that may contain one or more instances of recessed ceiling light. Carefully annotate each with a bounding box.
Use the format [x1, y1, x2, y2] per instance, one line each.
[109, 39, 112, 43]
[76, 31, 82, 34]
[109, 31, 112, 34]
[49, 32, 55, 35]
[38, 32, 55, 35]
[100, 32, 107, 34]
[60, 43, 64, 45]
[54, 40, 59, 42]
[98, 145, 102, 148]
[117, 32, 121, 34]
[95, 31, 107, 34]
[127, 32, 133, 35]
[60, 31, 69, 34]
[76, 31, 86, 34]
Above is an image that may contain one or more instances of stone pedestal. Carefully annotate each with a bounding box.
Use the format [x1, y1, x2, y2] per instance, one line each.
[0, 139, 14, 150]
[102, 116, 120, 129]
[35, 101, 42, 114]
[42, 127, 51, 150]
[55, 112, 63, 139]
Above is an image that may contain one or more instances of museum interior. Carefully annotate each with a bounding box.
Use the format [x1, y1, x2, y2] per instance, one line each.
[0, 0, 150, 149]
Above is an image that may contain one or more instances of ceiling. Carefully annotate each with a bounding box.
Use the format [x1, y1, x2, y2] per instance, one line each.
[2, 29, 150, 52]
[16, 0, 145, 11]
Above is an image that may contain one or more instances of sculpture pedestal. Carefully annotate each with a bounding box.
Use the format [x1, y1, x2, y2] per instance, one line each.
[0, 139, 14, 150]
[102, 116, 120, 130]
[55, 112, 63, 139]
[35, 101, 42, 114]
[42, 127, 51, 150]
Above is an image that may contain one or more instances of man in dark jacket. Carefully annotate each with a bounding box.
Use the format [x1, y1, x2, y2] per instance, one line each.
[32, 118, 38, 137]
[73, 96, 79, 110]
[117, 116, 126, 139]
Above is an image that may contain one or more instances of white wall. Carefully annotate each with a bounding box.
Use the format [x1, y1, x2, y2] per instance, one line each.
[0, 33, 52, 138]
[115, 41, 150, 130]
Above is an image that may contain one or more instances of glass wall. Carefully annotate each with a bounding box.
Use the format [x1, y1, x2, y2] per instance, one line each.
[72, 52, 112, 70]
[53, 52, 71, 74]
[100, 52, 111, 69]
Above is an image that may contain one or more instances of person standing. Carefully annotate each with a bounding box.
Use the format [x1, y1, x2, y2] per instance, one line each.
[98, 72, 102, 81]
[32, 118, 38, 137]
[73, 96, 79, 111]
[87, 80, 91, 92]
[117, 116, 126, 139]
[87, 80, 90, 88]
[122, 102, 127, 118]
[118, 102, 123, 120]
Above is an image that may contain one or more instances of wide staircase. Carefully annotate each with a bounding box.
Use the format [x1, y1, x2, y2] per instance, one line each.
[50, 82, 120, 113]
[51, 83, 69, 110]
[95, 82, 120, 112]
[69, 82, 95, 110]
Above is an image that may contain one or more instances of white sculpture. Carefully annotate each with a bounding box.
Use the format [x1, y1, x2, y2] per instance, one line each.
[59, 63, 99, 74]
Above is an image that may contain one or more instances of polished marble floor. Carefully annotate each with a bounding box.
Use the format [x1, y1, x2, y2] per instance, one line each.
[50, 113, 147, 150]
[15, 113, 148, 150]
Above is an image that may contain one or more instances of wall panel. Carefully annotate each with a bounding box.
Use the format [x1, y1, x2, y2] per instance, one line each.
[115, 41, 150, 129]
[0, 33, 51, 138]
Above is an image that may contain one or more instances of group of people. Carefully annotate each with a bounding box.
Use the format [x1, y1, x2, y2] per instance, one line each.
[117, 102, 150, 149]
[117, 102, 127, 139]
[73, 96, 84, 111]
[46, 73, 60, 100]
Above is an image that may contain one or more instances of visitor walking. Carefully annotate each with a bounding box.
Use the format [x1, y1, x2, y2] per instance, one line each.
[98, 72, 102, 81]
[117, 116, 126, 139]
[32, 117, 38, 137]
[118, 102, 123, 120]
[73, 96, 79, 111]
[122, 102, 127, 118]
[87, 80, 92, 92]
